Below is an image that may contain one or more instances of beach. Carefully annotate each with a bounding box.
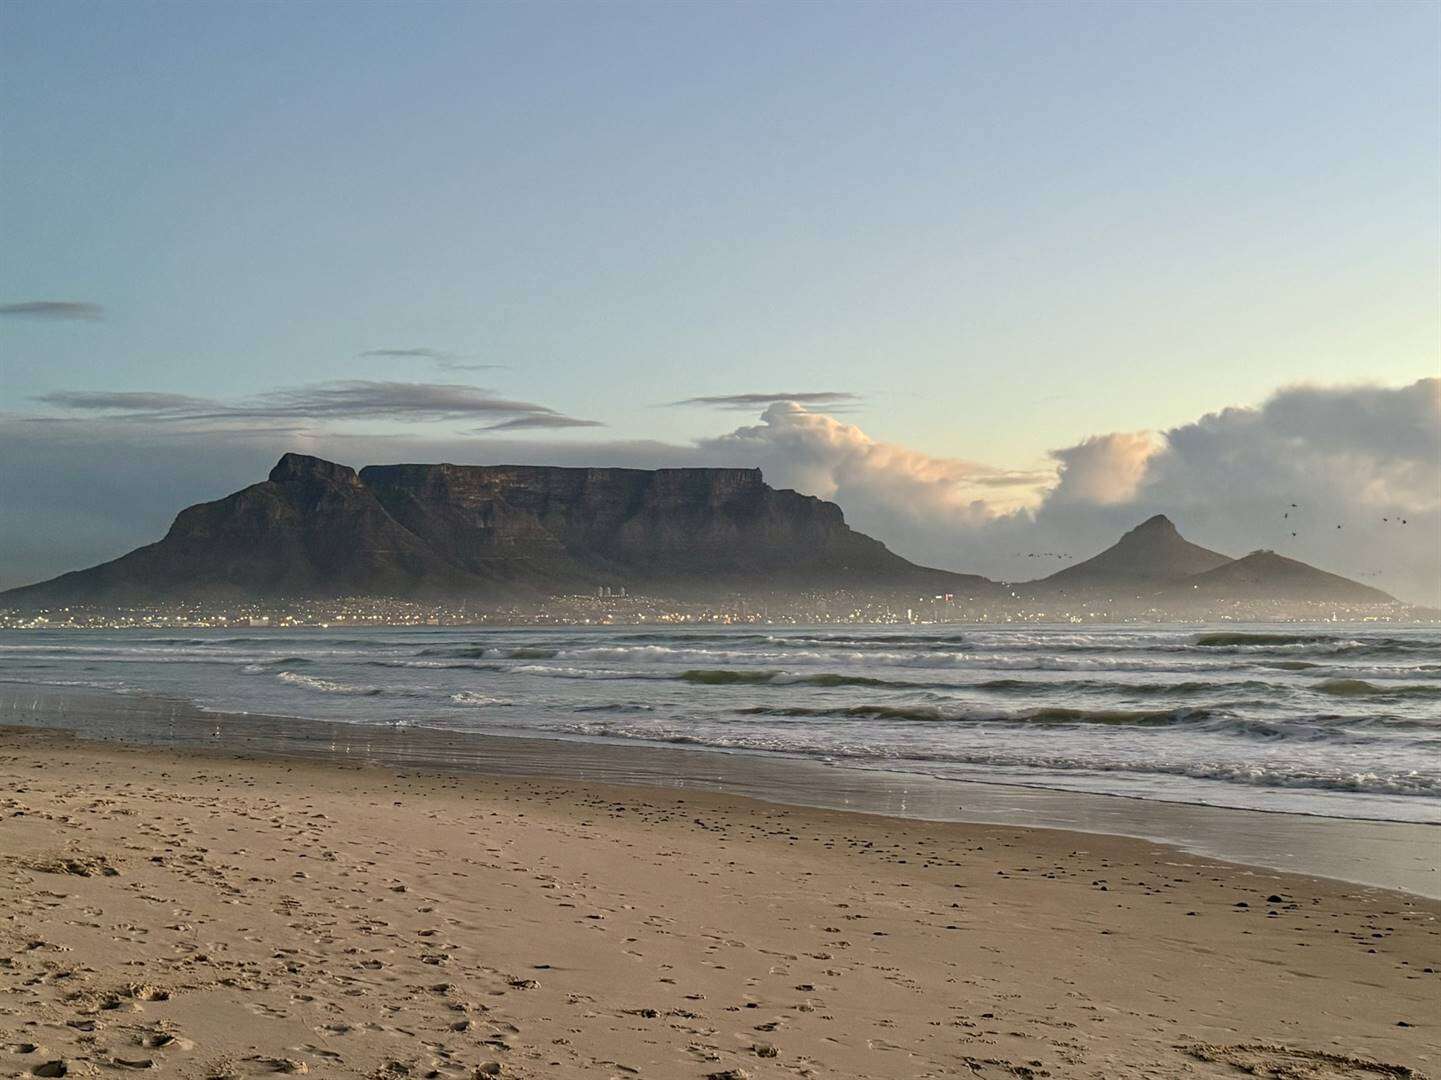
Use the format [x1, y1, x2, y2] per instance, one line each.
[2, 724, 1436, 1080]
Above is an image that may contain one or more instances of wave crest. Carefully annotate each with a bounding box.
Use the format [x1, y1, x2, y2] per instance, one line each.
[276, 671, 381, 696]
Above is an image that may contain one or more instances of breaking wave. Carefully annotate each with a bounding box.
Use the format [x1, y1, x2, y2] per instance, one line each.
[735, 703, 1225, 727]
[1315, 678, 1441, 699]
[449, 691, 511, 707]
[276, 671, 381, 696]
[7, 622, 1438, 821]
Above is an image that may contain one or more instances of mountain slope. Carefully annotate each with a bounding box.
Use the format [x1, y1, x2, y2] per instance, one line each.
[1172, 550, 1394, 603]
[1031, 514, 1232, 591]
[1, 453, 993, 605]
[0, 454, 483, 605]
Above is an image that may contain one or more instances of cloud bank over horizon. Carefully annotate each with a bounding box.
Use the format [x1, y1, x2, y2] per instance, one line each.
[2, 378, 1437, 605]
[681, 380, 1439, 604]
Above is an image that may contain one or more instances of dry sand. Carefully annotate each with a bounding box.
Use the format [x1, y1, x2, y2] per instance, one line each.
[0, 725, 1436, 1080]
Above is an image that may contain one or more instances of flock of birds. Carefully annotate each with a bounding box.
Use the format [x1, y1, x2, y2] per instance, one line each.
[1002, 503, 1413, 585]
[1279, 502, 1408, 539]
[1008, 504, 1411, 562]
[1276, 503, 1408, 585]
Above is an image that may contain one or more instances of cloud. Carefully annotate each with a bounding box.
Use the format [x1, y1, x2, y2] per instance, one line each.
[0, 300, 104, 320]
[246, 381, 564, 422]
[475, 415, 606, 432]
[436, 360, 509, 372]
[1008, 381, 1439, 602]
[358, 348, 507, 373]
[697, 403, 1053, 552]
[670, 391, 861, 409]
[1099, 377, 1441, 602]
[1049, 432, 1160, 505]
[34, 391, 218, 412]
[31, 380, 597, 430]
[358, 348, 452, 360]
[697, 383, 1441, 604]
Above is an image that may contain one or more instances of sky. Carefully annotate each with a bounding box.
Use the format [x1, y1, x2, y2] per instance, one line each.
[2, 1, 1438, 602]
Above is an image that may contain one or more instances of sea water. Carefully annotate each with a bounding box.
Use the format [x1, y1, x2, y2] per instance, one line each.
[2, 623, 1438, 823]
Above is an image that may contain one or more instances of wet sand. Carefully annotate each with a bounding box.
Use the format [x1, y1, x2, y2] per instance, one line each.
[3, 683, 1437, 899]
[1, 724, 1437, 1080]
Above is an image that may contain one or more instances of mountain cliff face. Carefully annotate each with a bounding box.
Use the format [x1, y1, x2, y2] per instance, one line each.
[1, 454, 991, 604]
[358, 462, 945, 592]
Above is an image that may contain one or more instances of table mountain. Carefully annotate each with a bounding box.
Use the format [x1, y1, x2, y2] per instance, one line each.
[1, 453, 993, 605]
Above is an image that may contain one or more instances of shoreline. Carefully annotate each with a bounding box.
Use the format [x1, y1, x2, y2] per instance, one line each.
[1, 722, 1438, 1079]
[2, 680, 1439, 900]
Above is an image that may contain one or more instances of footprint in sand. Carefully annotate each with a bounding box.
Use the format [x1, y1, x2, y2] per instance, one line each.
[242, 1055, 310, 1074]
[1181, 1043, 1423, 1079]
[134, 1028, 195, 1051]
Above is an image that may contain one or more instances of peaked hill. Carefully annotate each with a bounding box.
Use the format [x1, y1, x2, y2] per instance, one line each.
[1178, 550, 1393, 604]
[1024, 516, 1395, 605]
[1032, 514, 1232, 591]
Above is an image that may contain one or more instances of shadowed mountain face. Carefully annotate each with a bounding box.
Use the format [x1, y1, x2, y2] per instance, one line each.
[1180, 550, 1394, 603]
[0, 454, 993, 604]
[1, 457, 1399, 610]
[1033, 514, 1232, 590]
[1023, 515, 1395, 605]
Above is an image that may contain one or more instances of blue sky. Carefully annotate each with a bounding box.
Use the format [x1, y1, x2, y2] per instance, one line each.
[2, 1, 1438, 599]
[5, 1, 1436, 453]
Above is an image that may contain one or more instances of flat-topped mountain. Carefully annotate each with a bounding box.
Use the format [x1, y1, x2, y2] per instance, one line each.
[0, 453, 993, 605]
[1, 458, 1401, 611]
[1032, 514, 1232, 590]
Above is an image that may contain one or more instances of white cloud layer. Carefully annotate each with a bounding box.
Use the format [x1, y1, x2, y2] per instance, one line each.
[3, 379, 1437, 604]
[700, 380, 1438, 605]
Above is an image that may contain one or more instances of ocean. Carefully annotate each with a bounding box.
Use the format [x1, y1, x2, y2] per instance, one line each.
[2, 622, 1437, 824]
